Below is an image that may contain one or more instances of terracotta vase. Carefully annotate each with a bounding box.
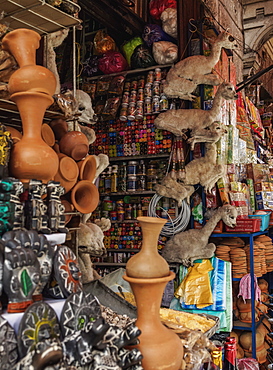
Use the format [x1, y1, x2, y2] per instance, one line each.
[59, 131, 89, 161]
[54, 153, 79, 193]
[2, 29, 56, 96]
[61, 199, 74, 225]
[70, 180, 99, 214]
[77, 155, 97, 182]
[126, 216, 169, 278]
[9, 92, 59, 183]
[49, 118, 68, 141]
[123, 271, 184, 370]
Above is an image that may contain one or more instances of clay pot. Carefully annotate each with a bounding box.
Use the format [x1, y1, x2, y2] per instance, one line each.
[59, 131, 89, 161]
[2, 29, 56, 96]
[9, 92, 59, 183]
[77, 155, 97, 182]
[70, 180, 99, 214]
[123, 271, 184, 370]
[126, 216, 170, 279]
[61, 199, 74, 225]
[54, 153, 79, 193]
[49, 118, 68, 141]
[5, 125, 22, 143]
[41, 124, 55, 147]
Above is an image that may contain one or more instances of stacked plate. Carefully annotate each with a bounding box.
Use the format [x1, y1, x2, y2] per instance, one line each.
[229, 247, 248, 278]
[215, 244, 231, 261]
[255, 235, 273, 272]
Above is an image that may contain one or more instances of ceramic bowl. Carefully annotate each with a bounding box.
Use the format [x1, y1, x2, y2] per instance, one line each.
[59, 131, 89, 161]
[61, 199, 74, 225]
[77, 155, 97, 182]
[70, 180, 99, 214]
[54, 153, 79, 193]
[49, 118, 68, 141]
[41, 123, 55, 147]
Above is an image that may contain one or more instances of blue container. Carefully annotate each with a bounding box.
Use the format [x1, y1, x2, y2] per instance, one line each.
[249, 212, 270, 231]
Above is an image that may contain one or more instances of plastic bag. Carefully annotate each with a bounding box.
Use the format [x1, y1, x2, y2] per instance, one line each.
[237, 358, 259, 370]
[131, 44, 155, 69]
[149, 0, 177, 20]
[143, 23, 177, 47]
[152, 41, 178, 65]
[82, 55, 102, 77]
[98, 51, 128, 74]
[94, 29, 116, 54]
[122, 37, 144, 65]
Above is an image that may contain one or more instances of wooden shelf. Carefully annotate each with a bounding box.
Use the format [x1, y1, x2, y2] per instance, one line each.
[0, 0, 82, 35]
[84, 64, 173, 82]
[101, 190, 156, 196]
[109, 153, 171, 162]
[0, 99, 63, 128]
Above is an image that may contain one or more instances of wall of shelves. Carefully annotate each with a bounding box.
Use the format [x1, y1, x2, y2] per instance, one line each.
[0, 0, 81, 34]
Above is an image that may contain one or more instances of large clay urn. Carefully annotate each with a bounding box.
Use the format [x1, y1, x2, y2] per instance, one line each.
[124, 272, 183, 370]
[8, 92, 59, 182]
[2, 28, 59, 183]
[126, 216, 170, 278]
[123, 216, 184, 370]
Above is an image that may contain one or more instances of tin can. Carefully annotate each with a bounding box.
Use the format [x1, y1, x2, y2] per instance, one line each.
[119, 103, 128, 121]
[152, 97, 160, 113]
[153, 82, 160, 97]
[127, 175, 137, 191]
[137, 88, 144, 102]
[155, 67, 162, 81]
[124, 81, 131, 91]
[122, 91, 130, 104]
[131, 80, 138, 90]
[138, 77, 145, 89]
[127, 102, 136, 121]
[129, 90, 137, 103]
[144, 98, 152, 115]
[144, 83, 152, 98]
[117, 210, 125, 222]
[147, 70, 154, 84]
[135, 102, 144, 120]
[159, 94, 168, 111]
[127, 161, 138, 175]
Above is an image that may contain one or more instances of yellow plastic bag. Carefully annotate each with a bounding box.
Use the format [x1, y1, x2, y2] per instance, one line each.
[175, 260, 214, 308]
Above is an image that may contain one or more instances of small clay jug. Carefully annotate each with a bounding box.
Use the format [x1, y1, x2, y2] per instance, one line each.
[126, 216, 170, 278]
[54, 153, 79, 193]
[77, 155, 97, 182]
[49, 118, 68, 141]
[70, 180, 99, 214]
[59, 131, 89, 161]
[2, 29, 56, 96]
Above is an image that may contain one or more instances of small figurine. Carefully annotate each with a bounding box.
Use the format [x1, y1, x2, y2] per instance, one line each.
[17, 301, 62, 359]
[0, 241, 4, 312]
[0, 124, 12, 179]
[53, 245, 83, 297]
[28, 231, 54, 301]
[0, 178, 15, 235]
[24, 179, 51, 234]
[0, 315, 18, 369]
[46, 180, 68, 233]
[3, 246, 40, 313]
[60, 291, 102, 337]
[9, 178, 24, 230]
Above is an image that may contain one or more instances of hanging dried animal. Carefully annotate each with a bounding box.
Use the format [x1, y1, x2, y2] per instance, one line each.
[162, 204, 237, 266]
[154, 174, 195, 206]
[163, 31, 238, 100]
[181, 143, 225, 193]
[154, 82, 238, 136]
[187, 121, 228, 150]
